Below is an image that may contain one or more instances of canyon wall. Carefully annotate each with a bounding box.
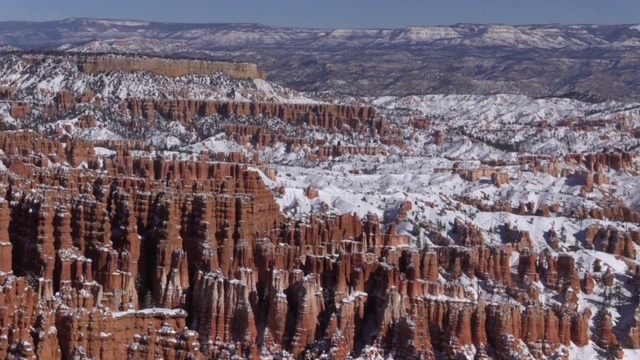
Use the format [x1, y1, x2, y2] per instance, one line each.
[22, 54, 267, 79]
[0, 131, 629, 359]
[1, 54, 637, 360]
[123, 98, 380, 130]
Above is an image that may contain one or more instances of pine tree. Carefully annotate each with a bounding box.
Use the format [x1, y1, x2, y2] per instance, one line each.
[560, 226, 567, 243]
[613, 283, 624, 307]
[593, 259, 602, 273]
[603, 289, 612, 307]
[606, 343, 621, 360]
[576, 257, 584, 273]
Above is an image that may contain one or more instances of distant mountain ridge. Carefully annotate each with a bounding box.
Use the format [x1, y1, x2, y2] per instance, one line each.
[2, 18, 640, 49]
[2, 18, 640, 100]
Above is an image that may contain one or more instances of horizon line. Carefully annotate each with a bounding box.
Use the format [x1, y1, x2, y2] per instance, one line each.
[0, 16, 638, 31]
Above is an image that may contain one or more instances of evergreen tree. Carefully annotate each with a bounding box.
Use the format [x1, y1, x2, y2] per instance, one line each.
[606, 343, 621, 360]
[593, 260, 602, 273]
[613, 283, 624, 307]
[560, 226, 567, 242]
[576, 257, 584, 273]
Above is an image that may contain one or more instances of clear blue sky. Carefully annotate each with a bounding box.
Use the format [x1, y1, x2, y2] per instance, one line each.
[1, 0, 638, 28]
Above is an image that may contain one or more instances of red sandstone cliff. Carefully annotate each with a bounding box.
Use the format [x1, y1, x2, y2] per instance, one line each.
[0, 128, 631, 359]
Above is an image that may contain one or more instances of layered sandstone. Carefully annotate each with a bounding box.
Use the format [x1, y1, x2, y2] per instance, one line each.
[123, 98, 380, 131]
[565, 151, 635, 172]
[0, 130, 631, 359]
[23, 54, 267, 80]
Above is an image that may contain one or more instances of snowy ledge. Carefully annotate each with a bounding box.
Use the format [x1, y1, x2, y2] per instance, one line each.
[111, 307, 187, 319]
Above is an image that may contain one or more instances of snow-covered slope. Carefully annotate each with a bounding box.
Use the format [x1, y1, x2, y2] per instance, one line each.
[0, 54, 319, 104]
[3, 19, 640, 100]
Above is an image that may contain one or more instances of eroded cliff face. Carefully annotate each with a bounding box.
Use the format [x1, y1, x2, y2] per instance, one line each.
[123, 98, 380, 131]
[0, 130, 631, 359]
[23, 55, 267, 80]
[3, 87, 395, 160]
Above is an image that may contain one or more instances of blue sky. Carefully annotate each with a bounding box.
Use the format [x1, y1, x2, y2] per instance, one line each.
[1, 0, 638, 28]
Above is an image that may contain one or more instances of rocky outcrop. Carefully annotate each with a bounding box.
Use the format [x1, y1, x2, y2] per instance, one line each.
[627, 306, 640, 349]
[583, 272, 595, 295]
[0, 87, 14, 99]
[584, 225, 637, 259]
[491, 172, 509, 187]
[0, 201, 12, 276]
[316, 145, 384, 158]
[433, 130, 444, 146]
[595, 308, 623, 358]
[0, 277, 60, 359]
[557, 254, 581, 293]
[571, 309, 592, 346]
[518, 249, 539, 283]
[9, 102, 30, 119]
[55, 307, 201, 360]
[305, 184, 319, 199]
[124, 98, 380, 131]
[573, 170, 595, 190]
[191, 272, 258, 358]
[452, 218, 484, 247]
[504, 223, 534, 251]
[565, 151, 635, 172]
[459, 168, 497, 182]
[0, 129, 628, 359]
[22, 54, 267, 80]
